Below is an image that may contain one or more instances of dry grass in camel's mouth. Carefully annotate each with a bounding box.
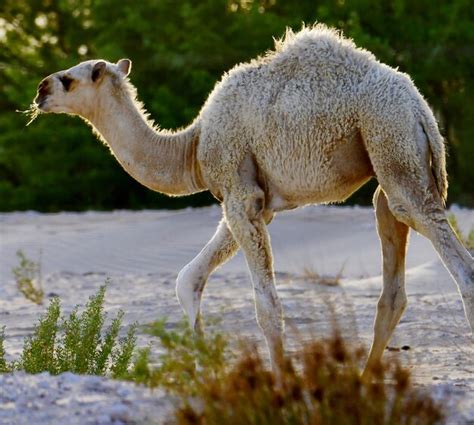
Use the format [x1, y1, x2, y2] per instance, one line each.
[17, 102, 42, 126]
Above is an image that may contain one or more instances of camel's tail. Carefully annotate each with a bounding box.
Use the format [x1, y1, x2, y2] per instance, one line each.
[419, 111, 448, 205]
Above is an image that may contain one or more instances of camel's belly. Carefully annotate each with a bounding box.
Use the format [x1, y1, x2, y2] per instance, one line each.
[258, 130, 374, 210]
[266, 172, 372, 211]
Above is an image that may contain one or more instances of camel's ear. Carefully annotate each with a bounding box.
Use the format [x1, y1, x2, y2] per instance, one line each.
[91, 61, 107, 83]
[117, 59, 132, 77]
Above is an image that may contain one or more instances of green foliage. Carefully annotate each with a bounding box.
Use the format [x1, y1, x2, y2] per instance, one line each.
[127, 319, 227, 395]
[468, 230, 474, 251]
[12, 250, 44, 304]
[20, 296, 61, 373]
[0, 327, 11, 373]
[2, 285, 137, 376]
[110, 324, 137, 379]
[93, 311, 124, 375]
[448, 214, 474, 250]
[0, 0, 473, 210]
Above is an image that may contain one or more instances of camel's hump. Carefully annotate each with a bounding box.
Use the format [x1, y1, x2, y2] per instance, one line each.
[267, 24, 378, 69]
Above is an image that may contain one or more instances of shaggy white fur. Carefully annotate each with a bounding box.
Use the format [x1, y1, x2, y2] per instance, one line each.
[34, 24, 473, 376]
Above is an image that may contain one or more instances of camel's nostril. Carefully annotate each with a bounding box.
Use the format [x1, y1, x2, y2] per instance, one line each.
[37, 79, 50, 97]
[35, 79, 51, 107]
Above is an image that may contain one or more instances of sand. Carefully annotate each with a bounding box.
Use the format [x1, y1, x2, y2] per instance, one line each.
[0, 205, 473, 424]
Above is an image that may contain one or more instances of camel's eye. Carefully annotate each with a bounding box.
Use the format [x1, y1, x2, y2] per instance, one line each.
[60, 75, 73, 91]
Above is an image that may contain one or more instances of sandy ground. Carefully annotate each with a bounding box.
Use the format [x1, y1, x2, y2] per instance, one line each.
[0, 205, 473, 424]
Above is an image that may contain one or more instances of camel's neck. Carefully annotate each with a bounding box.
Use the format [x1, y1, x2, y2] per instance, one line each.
[86, 85, 205, 196]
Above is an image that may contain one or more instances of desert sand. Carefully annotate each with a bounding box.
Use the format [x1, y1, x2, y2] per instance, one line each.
[0, 205, 473, 424]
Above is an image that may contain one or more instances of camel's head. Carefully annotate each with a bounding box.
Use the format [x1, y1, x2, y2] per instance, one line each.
[33, 58, 131, 117]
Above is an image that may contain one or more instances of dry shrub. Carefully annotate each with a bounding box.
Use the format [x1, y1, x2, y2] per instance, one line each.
[300, 262, 346, 287]
[175, 332, 444, 425]
[12, 250, 44, 304]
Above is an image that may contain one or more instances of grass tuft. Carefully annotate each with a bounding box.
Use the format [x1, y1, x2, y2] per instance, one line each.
[12, 250, 44, 305]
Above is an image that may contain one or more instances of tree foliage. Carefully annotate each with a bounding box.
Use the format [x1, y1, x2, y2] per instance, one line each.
[0, 0, 472, 211]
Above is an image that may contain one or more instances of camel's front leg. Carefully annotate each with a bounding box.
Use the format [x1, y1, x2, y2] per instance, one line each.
[176, 217, 239, 333]
[223, 187, 284, 373]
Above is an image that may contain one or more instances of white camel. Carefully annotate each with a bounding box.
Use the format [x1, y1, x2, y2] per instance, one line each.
[32, 24, 473, 376]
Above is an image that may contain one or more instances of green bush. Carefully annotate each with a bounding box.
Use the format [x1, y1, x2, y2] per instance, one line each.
[2, 285, 136, 376]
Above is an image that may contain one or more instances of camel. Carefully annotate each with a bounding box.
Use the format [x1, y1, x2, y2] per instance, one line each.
[32, 24, 473, 376]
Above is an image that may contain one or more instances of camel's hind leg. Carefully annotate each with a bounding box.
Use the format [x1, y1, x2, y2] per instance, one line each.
[379, 178, 474, 333]
[176, 217, 239, 333]
[363, 186, 409, 377]
[416, 212, 474, 329]
[366, 124, 474, 335]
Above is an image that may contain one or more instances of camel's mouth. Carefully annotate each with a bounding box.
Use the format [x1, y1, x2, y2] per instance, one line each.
[34, 95, 50, 112]
[34, 97, 46, 110]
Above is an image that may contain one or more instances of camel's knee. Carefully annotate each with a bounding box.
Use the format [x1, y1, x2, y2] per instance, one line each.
[176, 261, 205, 303]
[176, 262, 206, 329]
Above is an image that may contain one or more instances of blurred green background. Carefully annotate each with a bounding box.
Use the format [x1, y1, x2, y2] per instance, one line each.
[1, 0, 473, 212]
